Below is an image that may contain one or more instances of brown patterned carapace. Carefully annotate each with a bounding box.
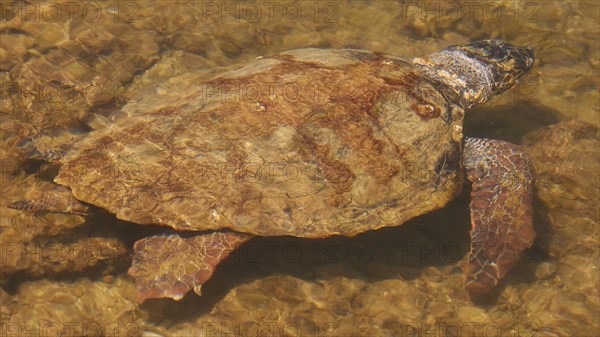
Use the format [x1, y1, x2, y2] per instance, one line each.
[9, 41, 536, 302]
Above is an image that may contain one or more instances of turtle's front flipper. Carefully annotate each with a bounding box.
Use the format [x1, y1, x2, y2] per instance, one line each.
[128, 231, 252, 303]
[463, 137, 535, 299]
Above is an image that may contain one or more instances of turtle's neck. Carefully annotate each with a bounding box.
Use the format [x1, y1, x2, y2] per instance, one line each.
[411, 49, 495, 109]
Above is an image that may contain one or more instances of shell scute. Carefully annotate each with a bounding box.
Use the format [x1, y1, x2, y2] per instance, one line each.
[54, 48, 464, 238]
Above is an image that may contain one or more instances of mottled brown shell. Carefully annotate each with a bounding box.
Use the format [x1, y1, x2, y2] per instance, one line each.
[54, 48, 465, 238]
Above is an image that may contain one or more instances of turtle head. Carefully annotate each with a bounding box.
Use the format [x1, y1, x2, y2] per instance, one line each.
[447, 40, 535, 95]
[413, 40, 534, 109]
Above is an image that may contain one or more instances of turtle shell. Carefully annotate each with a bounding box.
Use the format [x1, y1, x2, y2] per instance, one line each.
[54, 48, 465, 238]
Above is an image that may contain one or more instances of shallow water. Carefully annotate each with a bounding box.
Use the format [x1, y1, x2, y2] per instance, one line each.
[1, 1, 598, 336]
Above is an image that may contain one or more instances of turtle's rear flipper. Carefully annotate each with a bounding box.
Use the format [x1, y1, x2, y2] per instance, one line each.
[21, 143, 69, 163]
[463, 138, 535, 299]
[7, 186, 90, 215]
[17, 129, 86, 163]
[128, 231, 252, 303]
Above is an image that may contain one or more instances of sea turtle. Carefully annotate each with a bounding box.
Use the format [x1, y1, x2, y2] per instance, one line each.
[10, 40, 536, 303]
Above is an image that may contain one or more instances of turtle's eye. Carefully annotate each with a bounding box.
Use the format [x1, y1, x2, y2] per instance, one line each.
[481, 49, 491, 57]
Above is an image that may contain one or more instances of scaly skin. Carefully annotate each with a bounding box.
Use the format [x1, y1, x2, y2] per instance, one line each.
[413, 40, 534, 109]
[463, 137, 536, 299]
[7, 185, 89, 215]
[128, 232, 251, 303]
